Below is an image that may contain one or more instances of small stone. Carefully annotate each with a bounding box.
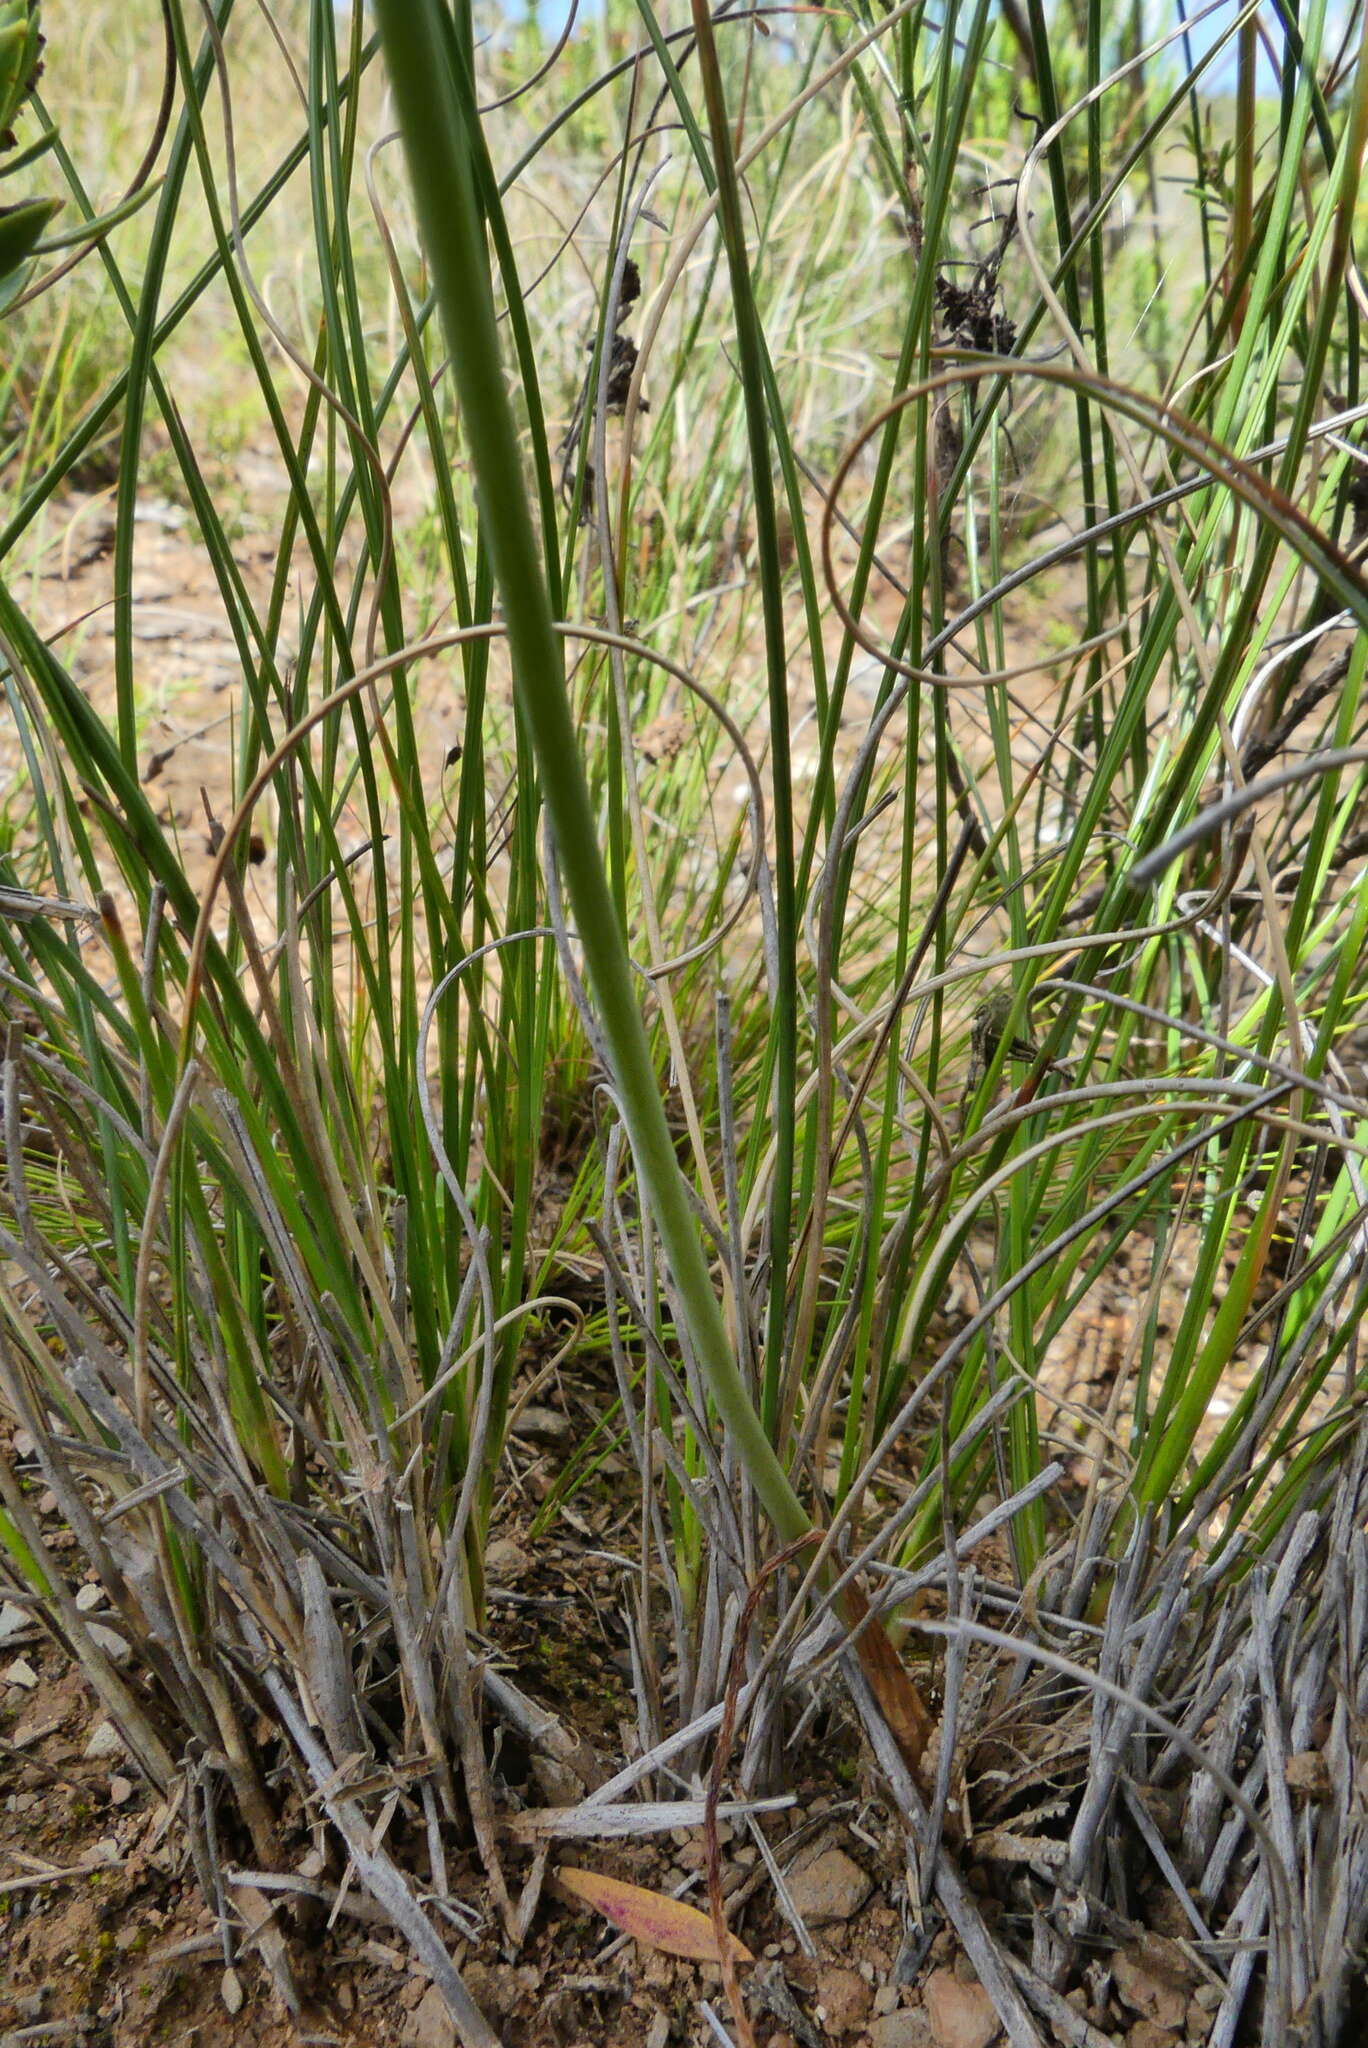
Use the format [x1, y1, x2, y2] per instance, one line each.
[75, 1583, 103, 1612]
[484, 1537, 529, 1581]
[785, 1845, 873, 1926]
[4, 1657, 38, 1689]
[1114, 1952, 1189, 2031]
[37, 1490, 57, 1515]
[510, 1404, 570, 1443]
[83, 1719, 125, 1760]
[869, 2012, 935, 2048]
[403, 1982, 457, 2048]
[1285, 1751, 1331, 1800]
[86, 1622, 132, 1666]
[816, 1965, 872, 2034]
[109, 1776, 134, 1806]
[1126, 2022, 1179, 2048]
[874, 1985, 901, 2016]
[923, 1968, 1000, 2048]
[0, 1601, 29, 1643]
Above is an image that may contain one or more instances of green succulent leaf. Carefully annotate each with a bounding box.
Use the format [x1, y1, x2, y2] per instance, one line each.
[0, 3, 41, 146]
[0, 190, 57, 290]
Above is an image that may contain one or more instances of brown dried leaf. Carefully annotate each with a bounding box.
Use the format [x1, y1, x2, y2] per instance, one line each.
[554, 1866, 753, 1964]
[842, 1583, 933, 1780]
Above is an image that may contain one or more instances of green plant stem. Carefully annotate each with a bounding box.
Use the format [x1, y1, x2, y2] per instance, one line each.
[371, 0, 811, 1548]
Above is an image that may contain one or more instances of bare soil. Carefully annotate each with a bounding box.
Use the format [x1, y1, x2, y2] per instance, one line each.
[0, 1318, 1235, 2048]
[0, 1409, 989, 2048]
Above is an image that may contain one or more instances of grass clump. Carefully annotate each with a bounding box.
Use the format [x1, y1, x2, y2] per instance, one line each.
[1, 0, 1367, 2040]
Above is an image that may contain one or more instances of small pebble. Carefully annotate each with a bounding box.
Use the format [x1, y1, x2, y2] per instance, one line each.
[86, 1622, 132, 1666]
[784, 1844, 873, 1926]
[483, 1538, 529, 1582]
[4, 1657, 39, 1689]
[110, 1776, 134, 1806]
[0, 1601, 29, 1643]
[75, 1584, 103, 1613]
[84, 1719, 125, 1760]
[509, 1404, 570, 1443]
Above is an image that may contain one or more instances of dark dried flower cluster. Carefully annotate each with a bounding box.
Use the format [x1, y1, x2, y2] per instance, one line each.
[935, 272, 1017, 356]
[561, 253, 649, 517]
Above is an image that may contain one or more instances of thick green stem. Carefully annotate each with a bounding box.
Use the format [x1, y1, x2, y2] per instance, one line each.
[371, 0, 810, 1546]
